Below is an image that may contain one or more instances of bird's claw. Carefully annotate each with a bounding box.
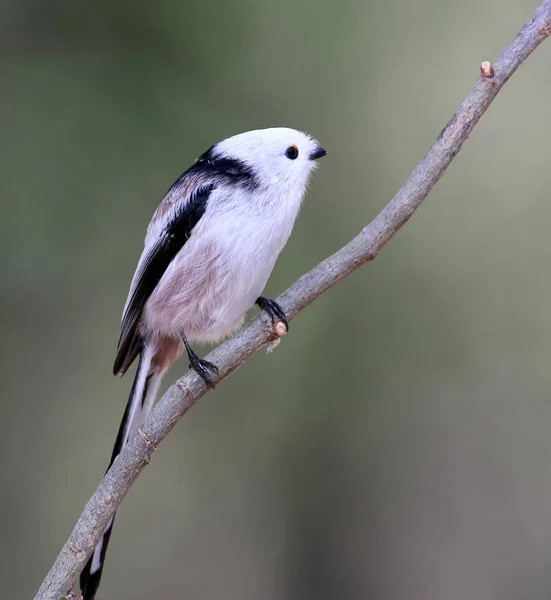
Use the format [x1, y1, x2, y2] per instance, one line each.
[189, 357, 219, 388]
[256, 297, 289, 332]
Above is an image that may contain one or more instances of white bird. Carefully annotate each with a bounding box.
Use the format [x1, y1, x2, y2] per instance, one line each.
[80, 127, 326, 600]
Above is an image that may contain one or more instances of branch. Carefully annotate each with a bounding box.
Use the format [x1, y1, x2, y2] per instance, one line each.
[36, 3, 551, 599]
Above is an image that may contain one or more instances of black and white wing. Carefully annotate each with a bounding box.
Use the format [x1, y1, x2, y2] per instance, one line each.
[113, 181, 215, 375]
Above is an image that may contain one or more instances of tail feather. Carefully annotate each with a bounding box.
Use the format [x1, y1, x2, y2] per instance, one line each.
[80, 345, 164, 600]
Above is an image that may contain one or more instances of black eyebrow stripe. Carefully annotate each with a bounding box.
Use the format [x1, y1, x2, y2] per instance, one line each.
[183, 146, 259, 189]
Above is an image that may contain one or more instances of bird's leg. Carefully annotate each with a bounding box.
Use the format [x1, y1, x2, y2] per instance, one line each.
[180, 331, 219, 387]
[256, 297, 289, 332]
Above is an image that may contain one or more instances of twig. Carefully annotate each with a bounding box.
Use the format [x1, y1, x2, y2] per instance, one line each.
[35, 3, 551, 599]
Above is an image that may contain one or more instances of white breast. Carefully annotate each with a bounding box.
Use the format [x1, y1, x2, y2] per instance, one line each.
[142, 181, 305, 344]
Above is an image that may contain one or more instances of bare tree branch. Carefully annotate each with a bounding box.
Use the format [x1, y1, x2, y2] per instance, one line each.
[35, 3, 551, 599]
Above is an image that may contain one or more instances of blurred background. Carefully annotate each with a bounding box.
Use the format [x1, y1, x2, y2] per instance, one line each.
[3, 0, 551, 598]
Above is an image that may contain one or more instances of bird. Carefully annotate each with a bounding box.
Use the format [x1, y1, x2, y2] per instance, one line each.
[79, 127, 326, 599]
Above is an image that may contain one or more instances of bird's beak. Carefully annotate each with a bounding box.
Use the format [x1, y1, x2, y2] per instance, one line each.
[309, 146, 327, 160]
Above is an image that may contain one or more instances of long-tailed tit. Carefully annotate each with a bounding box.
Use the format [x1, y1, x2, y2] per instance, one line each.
[79, 127, 326, 599]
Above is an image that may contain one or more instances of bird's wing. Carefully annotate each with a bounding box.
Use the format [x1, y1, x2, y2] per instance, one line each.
[113, 179, 216, 375]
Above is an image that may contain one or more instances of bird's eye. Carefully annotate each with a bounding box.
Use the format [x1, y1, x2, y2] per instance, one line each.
[285, 145, 299, 160]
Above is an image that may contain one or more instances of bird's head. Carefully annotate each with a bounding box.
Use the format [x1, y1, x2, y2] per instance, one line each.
[211, 127, 326, 193]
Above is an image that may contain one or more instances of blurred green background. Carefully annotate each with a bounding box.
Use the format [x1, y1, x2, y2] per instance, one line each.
[3, 0, 551, 598]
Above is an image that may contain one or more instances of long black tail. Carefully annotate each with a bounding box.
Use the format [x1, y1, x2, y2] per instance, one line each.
[80, 345, 163, 600]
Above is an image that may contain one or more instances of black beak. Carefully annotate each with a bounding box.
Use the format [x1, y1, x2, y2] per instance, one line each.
[309, 146, 327, 160]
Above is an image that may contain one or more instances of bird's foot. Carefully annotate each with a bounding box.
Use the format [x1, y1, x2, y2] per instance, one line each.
[181, 330, 219, 387]
[189, 354, 219, 388]
[256, 297, 289, 333]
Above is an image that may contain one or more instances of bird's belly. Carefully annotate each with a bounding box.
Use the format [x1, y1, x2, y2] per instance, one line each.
[142, 229, 280, 344]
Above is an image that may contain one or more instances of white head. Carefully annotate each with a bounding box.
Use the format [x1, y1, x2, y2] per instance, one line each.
[212, 127, 326, 193]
